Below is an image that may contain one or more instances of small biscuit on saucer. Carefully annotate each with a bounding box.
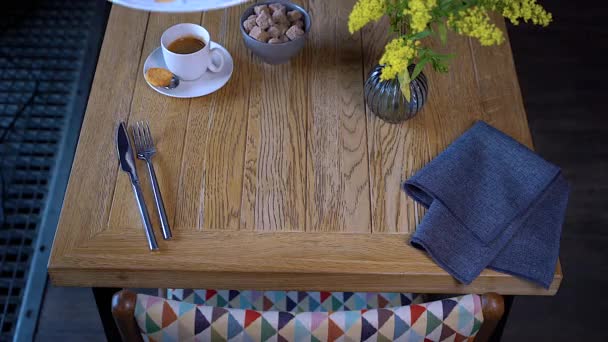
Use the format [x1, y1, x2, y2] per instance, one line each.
[145, 68, 173, 87]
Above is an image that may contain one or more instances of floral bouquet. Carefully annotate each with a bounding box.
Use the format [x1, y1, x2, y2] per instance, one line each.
[348, 0, 551, 99]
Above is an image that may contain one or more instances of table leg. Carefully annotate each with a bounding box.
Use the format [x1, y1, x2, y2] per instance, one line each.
[489, 295, 514, 341]
[92, 287, 122, 341]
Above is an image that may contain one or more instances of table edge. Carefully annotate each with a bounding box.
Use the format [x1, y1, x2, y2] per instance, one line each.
[48, 265, 561, 296]
[48, 231, 562, 295]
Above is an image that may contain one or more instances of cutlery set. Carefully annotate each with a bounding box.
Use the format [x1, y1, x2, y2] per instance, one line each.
[116, 121, 171, 250]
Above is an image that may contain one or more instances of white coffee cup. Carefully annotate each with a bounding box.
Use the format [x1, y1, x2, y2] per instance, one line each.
[161, 23, 225, 81]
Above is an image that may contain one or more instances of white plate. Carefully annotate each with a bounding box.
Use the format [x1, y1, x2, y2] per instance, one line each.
[111, 0, 248, 13]
[143, 42, 233, 98]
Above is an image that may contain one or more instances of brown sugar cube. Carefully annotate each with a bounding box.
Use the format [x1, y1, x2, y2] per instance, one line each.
[247, 14, 257, 20]
[255, 11, 272, 30]
[249, 26, 270, 42]
[269, 3, 286, 14]
[294, 19, 304, 29]
[254, 5, 269, 15]
[273, 23, 288, 35]
[285, 25, 305, 41]
[268, 37, 283, 44]
[272, 10, 289, 25]
[287, 10, 302, 22]
[267, 25, 283, 39]
[243, 18, 257, 33]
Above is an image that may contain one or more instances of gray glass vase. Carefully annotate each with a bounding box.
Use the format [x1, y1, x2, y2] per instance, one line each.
[364, 64, 428, 123]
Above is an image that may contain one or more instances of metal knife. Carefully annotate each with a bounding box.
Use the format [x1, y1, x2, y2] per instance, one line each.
[116, 122, 159, 251]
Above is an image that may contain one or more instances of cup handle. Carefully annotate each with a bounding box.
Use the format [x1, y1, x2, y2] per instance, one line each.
[208, 46, 225, 73]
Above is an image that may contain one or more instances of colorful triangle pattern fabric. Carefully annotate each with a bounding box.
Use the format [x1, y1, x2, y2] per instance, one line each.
[135, 293, 483, 341]
[167, 289, 424, 312]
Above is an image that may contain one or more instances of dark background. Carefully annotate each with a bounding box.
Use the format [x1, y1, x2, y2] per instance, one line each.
[500, 0, 608, 339]
[1, 0, 606, 340]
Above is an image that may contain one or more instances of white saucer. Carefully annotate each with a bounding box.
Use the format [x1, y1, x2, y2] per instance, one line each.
[143, 42, 233, 98]
[113, 0, 248, 13]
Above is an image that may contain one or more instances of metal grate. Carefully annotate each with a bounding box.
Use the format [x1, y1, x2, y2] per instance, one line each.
[0, 1, 102, 340]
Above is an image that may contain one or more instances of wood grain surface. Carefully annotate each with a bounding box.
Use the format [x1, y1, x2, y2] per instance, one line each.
[241, 0, 308, 232]
[306, 0, 371, 233]
[48, 4, 561, 295]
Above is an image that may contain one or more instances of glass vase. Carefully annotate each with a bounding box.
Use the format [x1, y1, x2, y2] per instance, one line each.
[364, 64, 429, 123]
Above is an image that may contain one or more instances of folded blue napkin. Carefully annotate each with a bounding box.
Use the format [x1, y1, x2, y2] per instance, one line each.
[403, 121, 569, 288]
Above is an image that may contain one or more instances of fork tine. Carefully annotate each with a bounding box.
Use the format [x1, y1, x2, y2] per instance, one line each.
[131, 121, 156, 153]
[138, 122, 146, 149]
[135, 122, 141, 144]
[144, 121, 153, 149]
[139, 123, 145, 148]
[137, 121, 148, 151]
[131, 125, 140, 151]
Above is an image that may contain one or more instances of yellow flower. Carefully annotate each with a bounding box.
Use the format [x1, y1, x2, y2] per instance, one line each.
[379, 37, 418, 81]
[403, 0, 437, 33]
[502, 0, 552, 26]
[448, 6, 504, 46]
[348, 0, 386, 34]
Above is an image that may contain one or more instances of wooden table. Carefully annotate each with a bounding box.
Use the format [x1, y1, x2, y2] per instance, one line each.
[49, 2, 561, 297]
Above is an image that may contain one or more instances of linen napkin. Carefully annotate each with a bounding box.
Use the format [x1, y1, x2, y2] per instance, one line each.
[403, 121, 569, 288]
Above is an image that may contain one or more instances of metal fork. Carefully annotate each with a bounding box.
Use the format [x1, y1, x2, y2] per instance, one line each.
[132, 121, 172, 240]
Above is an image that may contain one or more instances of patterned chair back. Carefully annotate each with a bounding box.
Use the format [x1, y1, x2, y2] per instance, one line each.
[166, 289, 425, 312]
[111, 289, 500, 341]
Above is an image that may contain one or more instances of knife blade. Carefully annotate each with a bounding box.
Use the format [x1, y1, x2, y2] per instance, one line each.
[116, 122, 159, 251]
[116, 122, 138, 180]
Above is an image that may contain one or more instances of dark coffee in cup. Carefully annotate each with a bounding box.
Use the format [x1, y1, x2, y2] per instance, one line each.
[167, 36, 206, 54]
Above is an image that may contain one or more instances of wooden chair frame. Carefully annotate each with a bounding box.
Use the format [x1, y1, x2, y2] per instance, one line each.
[112, 290, 504, 342]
